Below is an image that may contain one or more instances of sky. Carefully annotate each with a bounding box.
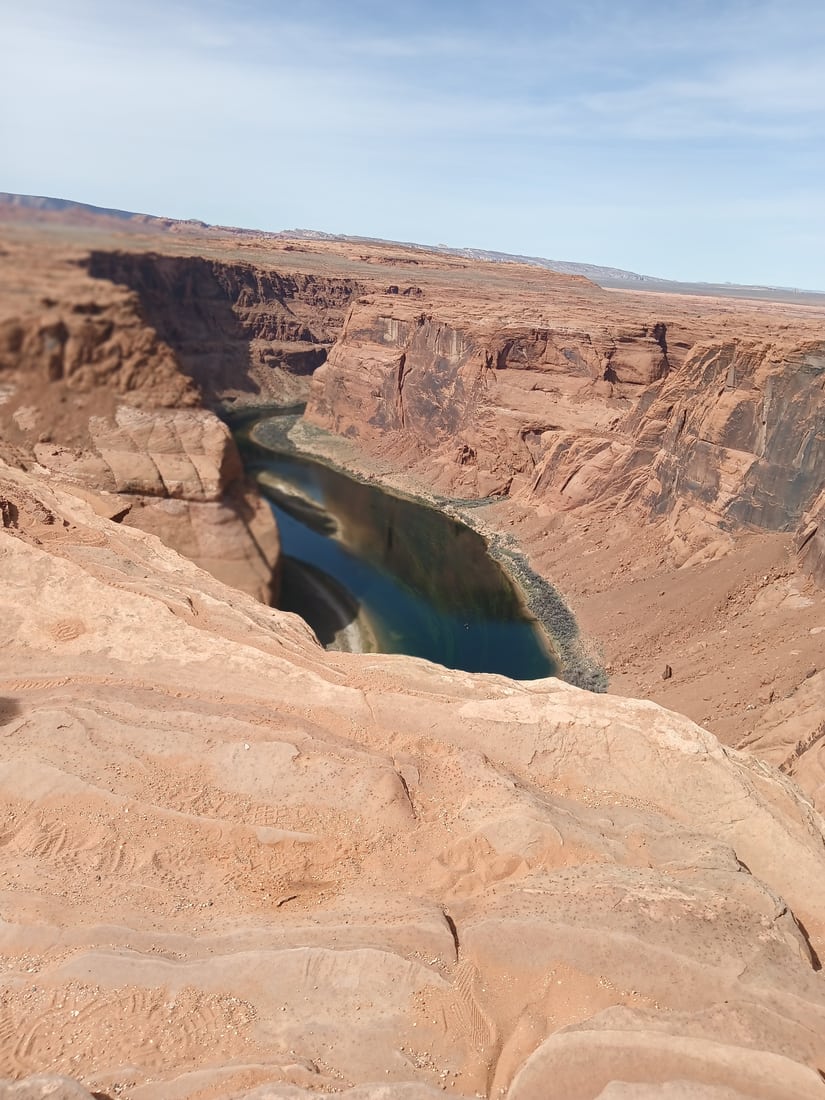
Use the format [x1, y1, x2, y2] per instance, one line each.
[2, 0, 824, 288]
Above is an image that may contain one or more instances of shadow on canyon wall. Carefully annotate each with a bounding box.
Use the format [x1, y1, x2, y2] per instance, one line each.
[84, 251, 362, 401]
[85, 251, 262, 396]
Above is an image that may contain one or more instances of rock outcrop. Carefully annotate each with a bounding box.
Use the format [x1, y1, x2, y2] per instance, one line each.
[6, 211, 824, 595]
[86, 250, 363, 402]
[33, 406, 280, 601]
[0, 235, 280, 602]
[799, 488, 825, 587]
[4, 211, 825, 750]
[738, 668, 825, 812]
[295, 269, 825, 759]
[0, 260, 195, 427]
[602, 339, 825, 565]
[5, 201, 825, 1099]
[3, 462, 825, 1098]
[308, 297, 672, 499]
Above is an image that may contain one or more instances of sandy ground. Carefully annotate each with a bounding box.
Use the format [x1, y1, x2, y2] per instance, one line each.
[509, 507, 823, 748]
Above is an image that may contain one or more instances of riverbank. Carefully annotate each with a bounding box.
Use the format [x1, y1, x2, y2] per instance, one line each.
[238, 409, 605, 690]
[277, 412, 825, 754]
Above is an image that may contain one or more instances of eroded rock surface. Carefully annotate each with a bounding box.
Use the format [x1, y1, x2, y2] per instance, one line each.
[0, 235, 280, 601]
[297, 268, 825, 759]
[85, 250, 362, 401]
[739, 668, 825, 812]
[5, 207, 825, 1097]
[3, 464, 825, 1099]
[3, 210, 825, 782]
[799, 488, 825, 588]
[307, 295, 825, 569]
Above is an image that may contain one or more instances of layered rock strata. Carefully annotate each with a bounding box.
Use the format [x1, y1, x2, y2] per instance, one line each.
[3, 463, 825, 1097]
[4, 215, 825, 750]
[798, 488, 825, 587]
[35, 405, 280, 602]
[307, 296, 825, 569]
[86, 250, 362, 402]
[739, 668, 825, 812]
[0, 237, 281, 601]
[296, 273, 825, 760]
[5, 212, 825, 1098]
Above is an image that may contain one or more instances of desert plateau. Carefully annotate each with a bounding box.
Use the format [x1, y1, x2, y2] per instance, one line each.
[2, 192, 825, 1100]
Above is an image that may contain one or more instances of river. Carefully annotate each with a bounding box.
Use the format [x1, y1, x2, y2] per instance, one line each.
[234, 408, 558, 680]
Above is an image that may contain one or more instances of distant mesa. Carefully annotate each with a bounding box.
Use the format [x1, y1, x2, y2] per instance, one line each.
[0, 191, 209, 231]
[2, 191, 822, 303]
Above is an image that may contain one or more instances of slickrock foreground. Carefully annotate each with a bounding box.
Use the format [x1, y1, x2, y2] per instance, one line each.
[4, 461, 825, 1098]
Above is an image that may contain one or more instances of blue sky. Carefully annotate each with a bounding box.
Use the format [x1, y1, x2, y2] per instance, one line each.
[3, 0, 824, 288]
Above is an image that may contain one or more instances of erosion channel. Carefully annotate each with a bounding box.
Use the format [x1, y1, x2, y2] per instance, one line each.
[231, 407, 558, 679]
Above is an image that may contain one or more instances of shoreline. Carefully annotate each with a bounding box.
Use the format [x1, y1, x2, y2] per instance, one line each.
[238, 406, 605, 691]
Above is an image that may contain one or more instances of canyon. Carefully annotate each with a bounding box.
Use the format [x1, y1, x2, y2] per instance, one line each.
[2, 197, 825, 1098]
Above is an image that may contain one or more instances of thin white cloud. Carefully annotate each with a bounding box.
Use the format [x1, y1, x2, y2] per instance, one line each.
[1, 0, 824, 287]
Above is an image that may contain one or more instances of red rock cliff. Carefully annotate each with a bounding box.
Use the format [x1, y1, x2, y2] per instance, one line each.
[0, 237, 284, 601]
[86, 250, 363, 402]
[307, 290, 825, 569]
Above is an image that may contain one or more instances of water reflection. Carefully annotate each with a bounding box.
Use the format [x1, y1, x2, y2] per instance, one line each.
[243, 414, 557, 680]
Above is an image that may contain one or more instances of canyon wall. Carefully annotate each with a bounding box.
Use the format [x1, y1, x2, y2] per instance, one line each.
[86, 250, 363, 401]
[3, 216, 825, 749]
[0, 241, 299, 601]
[4, 215, 824, 591]
[34, 405, 281, 602]
[307, 293, 825, 568]
[10, 225, 822, 597]
[525, 337, 825, 567]
[5, 206, 825, 1099]
[308, 298, 677, 496]
[798, 487, 825, 587]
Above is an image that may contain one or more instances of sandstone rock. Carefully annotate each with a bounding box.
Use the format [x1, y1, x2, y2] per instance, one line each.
[799, 489, 825, 586]
[0, 278, 194, 414]
[507, 1023, 825, 1099]
[235, 1087, 453, 1099]
[29, 406, 280, 602]
[2, 464, 825, 1097]
[0, 1078, 95, 1100]
[85, 250, 362, 401]
[739, 669, 825, 812]
[5, 215, 825, 751]
[88, 406, 242, 500]
[0, 237, 280, 603]
[5, 208, 825, 1098]
[305, 292, 825, 569]
[122, 485, 281, 602]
